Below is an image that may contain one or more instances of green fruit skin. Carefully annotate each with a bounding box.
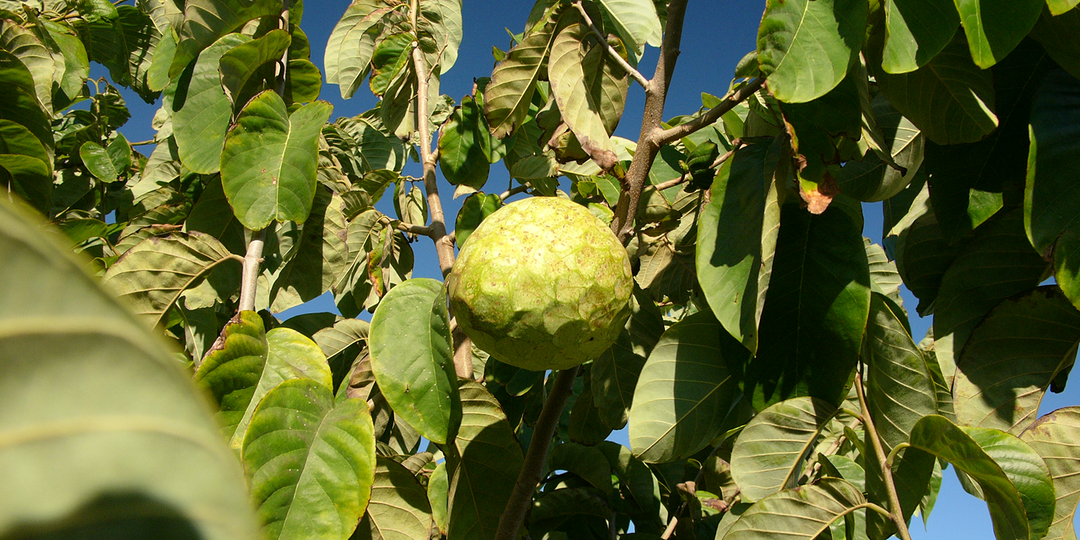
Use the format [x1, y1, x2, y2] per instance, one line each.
[447, 197, 634, 371]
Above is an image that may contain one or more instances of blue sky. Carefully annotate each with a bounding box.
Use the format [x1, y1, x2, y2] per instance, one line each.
[102, 1, 1078, 538]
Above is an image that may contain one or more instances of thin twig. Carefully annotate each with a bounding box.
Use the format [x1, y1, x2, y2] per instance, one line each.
[660, 516, 678, 539]
[855, 368, 914, 540]
[654, 78, 764, 147]
[571, 0, 650, 91]
[651, 144, 739, 191]
[495, 367, 580, 540]
[395, 221, 434, 237]
[409, 0, 472, 379]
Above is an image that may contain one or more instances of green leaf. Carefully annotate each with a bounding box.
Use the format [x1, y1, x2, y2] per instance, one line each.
[267, 187, 350, 313]
[718, 478, 866, 540]
[932, 209, 1048, 392]
[0, 50, 53, 159]
[925, 40, 1052, 241]
[418, 0, 463, 73]
[549, 22, 619, 166]
[333, 209, 414, 318]
[38, 18, 89, 106]
[696, 141, 781, 354]
[591, 285, 665, 428]
[1030, 8, 1080, 80]
[757, 0, 867, 103]
[428, 461, 450, 535]
[729, 397, 839, 502]
[218, 29, 291, 105]
[953, 0, 1043, 68]
[221, 90, 333, 229]
[1020, 407, 1080, 540]
[908, 415, 1055, 540]
[0, 21, 55, 115]
[866, 239, 905, 307]
[324, 0, 389, 99]
[194, 313, 333, 451]
[596, 0, 662, 55]
[186, 175, 246, 256]
[394, 182, 428, 230]
[79, 141, 120, 182]
[243, 378, 376, 540]
[313, 318, 371, 393]
[0, 119, 51, 212]
[549, 442, 614, 496]
[170, 0, 280, 76]
[286, 58, 322, 104]
[0, 199, 261, 540]
[569, 379, 615, 445]
[102, 231, 240, 329]
[484, 21, 556, 138]
[446, 380, 524, 540]
[746, 201, 871, 409]
[881, 0, 960, 73]
[369, 278, 460, 445]
[171, 32, 248, 175]
[454, 192, 501, 249]
[439, 96, 490, 191]
[353, 457, 434, 540]
[953, 287, 1080, 434]
[1026, 69, 1080, 310]
[628, 311, 742, 463]
[835, 95, 924, 202]
[877, 32, 998, 145]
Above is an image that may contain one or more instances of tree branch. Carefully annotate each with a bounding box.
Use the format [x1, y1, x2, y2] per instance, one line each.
[609, 0, 688, 242]
[654, 78, 763, 147]
[571, 0, 650, 91]
[855, 369, 913, 540]
[495, 366, 580, 540]
[410, 0, 472, 380]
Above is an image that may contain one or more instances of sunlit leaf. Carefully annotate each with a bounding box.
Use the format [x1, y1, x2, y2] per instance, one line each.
[484, 19, 556, 137]
[719, 478, 866, 540]
[369, 278, 460, 445]
[324, 0, 389, 99]
[221, 90, 333, 229]
[243, 378, 376, 540]
[0, 199, 261, 540]
[218, 29, 290, 104]
[730, 397, 838, 502]
[102, 231, 240, 329]
[353, 457, 433, 540]
[194, 312, 333, 451]
[953, 0, 1043, 68]
[439, 96, 490, 191]
[596, 0, 661, 55]
[880, 0, 959, 73]
[170, 0, 280, 76]
[757, 0, 867, 103]
[953, 287, 1080, 434]
[1020, 407, 1080, 540]
[629, 311, 742, 463]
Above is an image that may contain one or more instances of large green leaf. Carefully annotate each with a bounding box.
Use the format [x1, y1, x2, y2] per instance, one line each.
[1020, 407, 1080, 540]
[439, 96, 490, 192]
[484, 20, 556, 137]
[746, 201, 871, 409]
[353, 456, 433, 540]
[881, 0, 960, 73]
[1026, 69, 1080, 310]
[932, 209, 1048, 389]
[221, 90, 333, 229]
[0, 119, 51, 212]
[729, 397, 838, 502]
[925, 40, 1052, 242]
[835, 95, 924, 202]
[628, 311, 742, 463]
[0, 21, 55, 115]
[324, 0, 389, 99]
[171, 32, 248, 175]
[718, 478, 866, 540]
[549, 22, 618, 166]
[369, 278, 460, 446]
[418, 0, 463, 73]
[218, 29, 291, 104]
[446, 380, 524, 540]
[863, 293, 940, 537]
[596, 0, 661, 55]
[313, 318, 371, 393]
[696, 141, 781, 354]
[170, 0, 280, 76]
[908, 415, 1055, 540]
[877, 32, 998, 145]
[953, 0, 1043, 68]
[953, 287, 1080, 434]
[757, 0, 867, 103]
[102, 231, 241, 329]
[0, 50, 53, 159]
[866, 240, 905, 307]
[591, 285, 665, 428]
[0, 199, 260, 540]
[243, 378, 376, 540]
[454, 192, 501, 249]
[194, 312, 333, 451]
[267, 187, 350, 313]
[1030, 8, 1080, 80]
